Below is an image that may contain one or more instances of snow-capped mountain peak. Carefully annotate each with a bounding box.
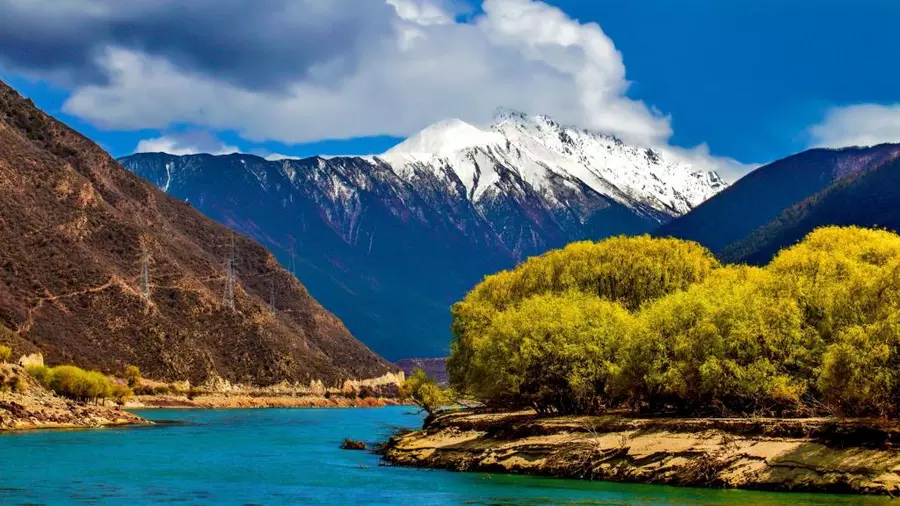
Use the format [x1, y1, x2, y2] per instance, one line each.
[379, 112, 726, 220]
[384, 118, 503, 160]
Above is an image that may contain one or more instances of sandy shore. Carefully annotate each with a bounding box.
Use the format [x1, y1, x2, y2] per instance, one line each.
[382, 409, 900, 495]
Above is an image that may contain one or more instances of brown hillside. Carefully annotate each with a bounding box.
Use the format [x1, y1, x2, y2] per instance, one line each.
[0, 80, 394, 386]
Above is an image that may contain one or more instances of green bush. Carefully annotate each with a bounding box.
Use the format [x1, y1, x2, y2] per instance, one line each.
[817, 317, 900, 417]
[110, 383, 133, 404]
[0, 344, 11, 363]
[460, 292, 635, 414]
[25, 365, 51, 384]
[25, 364, 129, 403]
[619, 266, 816, 414]
[400, 369, 451, 415]
[124, 365, 141, 387]
[153, 384, 172, 395]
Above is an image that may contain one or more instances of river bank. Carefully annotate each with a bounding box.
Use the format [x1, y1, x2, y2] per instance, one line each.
[0, 364, 147, 431]
[7, 406, 881, 505]
[381, 409, 900, 495]
[127, 394, 404, 409]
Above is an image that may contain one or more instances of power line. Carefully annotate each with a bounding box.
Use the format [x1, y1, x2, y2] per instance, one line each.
[222, 232, 236, 310]
[140, 247, 151, 302]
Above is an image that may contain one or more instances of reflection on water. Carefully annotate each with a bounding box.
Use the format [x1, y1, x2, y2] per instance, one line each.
[0, 407, 890, 505]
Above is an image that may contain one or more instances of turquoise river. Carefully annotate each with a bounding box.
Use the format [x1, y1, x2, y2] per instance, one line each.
[0, 407, 889, 505]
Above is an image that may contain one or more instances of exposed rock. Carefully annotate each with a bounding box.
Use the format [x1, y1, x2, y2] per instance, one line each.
[17, 352, 43, 368]
[382, 409, 900, 495]
[342, 371, 406, 393]
[340, 438, 368, 450]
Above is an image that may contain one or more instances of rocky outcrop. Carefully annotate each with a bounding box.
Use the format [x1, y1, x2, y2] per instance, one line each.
[382, 410, 900, 495]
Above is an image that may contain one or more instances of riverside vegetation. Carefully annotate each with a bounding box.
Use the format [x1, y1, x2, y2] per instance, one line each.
[446, 227, 900, 418]
[386, 227, 900, 494]
[0, 352, 146, 430]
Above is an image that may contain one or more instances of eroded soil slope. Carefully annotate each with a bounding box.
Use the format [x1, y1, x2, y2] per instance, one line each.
[0, 80, 394, 386]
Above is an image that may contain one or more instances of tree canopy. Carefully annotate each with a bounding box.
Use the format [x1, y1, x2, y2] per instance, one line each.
[448, 227, 900, 418]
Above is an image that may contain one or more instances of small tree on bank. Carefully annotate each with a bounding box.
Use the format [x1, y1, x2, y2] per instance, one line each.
[124, 364, 142, 387]
[0, 345, 11, 364]
[400, 369, 451, 415]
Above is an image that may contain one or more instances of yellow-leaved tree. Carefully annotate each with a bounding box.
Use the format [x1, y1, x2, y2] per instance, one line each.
[448, 235, 719, 397]
[446, 227, 900, 418]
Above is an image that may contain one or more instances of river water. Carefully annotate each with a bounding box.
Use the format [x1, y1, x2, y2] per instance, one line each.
[0, 407, 887, 505]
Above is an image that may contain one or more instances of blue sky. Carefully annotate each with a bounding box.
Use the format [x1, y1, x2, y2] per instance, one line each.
[2, 0, 899, 180]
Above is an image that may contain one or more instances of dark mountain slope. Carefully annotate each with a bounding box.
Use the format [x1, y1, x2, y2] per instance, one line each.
[119, 152, 658, 359]
[655, 145, 900, 253]
[722, 156, 900, 264]
[0, 80, 394, 386]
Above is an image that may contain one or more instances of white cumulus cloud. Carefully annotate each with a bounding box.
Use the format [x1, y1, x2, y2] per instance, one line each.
[135, 131, 239, 156]
[24, 0, 752, 179]
[809, 103, 900, 149]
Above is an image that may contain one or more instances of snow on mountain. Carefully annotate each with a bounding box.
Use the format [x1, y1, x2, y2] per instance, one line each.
[379, 111, 726, 221]
[120, 111, 728, 359]
[386, 118, 506, 159]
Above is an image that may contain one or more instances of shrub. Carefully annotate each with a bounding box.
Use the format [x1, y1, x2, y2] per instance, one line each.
[124, 365, 142, 387]
[26, 364, 117, 403]
[400, 369, 451, 415]
[25, 365, 51, 385]
[460, 292, 635, 414]
[768, 226, 900, 341]
[110, 383, 133, 404]
[153, 384, 172, 395]
[817, 317, 900, 417]
[11, 375, 26, 393]
[0, 344, 11, 363]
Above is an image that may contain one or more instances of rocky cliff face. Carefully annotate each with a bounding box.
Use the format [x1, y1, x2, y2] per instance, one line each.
[120, 112, 726, 359]
[0, 80, 395, 386]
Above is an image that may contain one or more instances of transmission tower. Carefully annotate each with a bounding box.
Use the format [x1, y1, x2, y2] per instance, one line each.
[222, 232, 236, 310]
[140, 248, 151, 301]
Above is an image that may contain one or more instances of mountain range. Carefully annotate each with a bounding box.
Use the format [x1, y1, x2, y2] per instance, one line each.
[0, 79, 395, 387]
[120, 112, 727, 359]
[657, 144, 900, 263]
